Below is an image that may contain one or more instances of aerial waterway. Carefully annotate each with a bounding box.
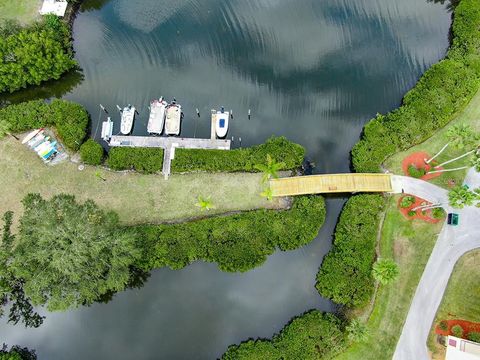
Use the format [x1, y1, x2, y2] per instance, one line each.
[0, 0, 452, 358]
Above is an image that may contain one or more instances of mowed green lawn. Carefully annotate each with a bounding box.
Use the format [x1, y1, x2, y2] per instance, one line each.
[336, 196, 443, 360]
[385, 89, 480, 189]
[428, 249, 480, 358]
[0, 136, 287, 228]
[0, 0, 42, 24]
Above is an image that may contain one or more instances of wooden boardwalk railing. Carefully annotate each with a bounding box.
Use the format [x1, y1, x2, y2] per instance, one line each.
[269, 173, 393, 197]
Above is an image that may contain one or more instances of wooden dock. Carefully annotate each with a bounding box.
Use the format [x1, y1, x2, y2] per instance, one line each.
[109, 135, 230, 179]
[269, 173, 393, 197]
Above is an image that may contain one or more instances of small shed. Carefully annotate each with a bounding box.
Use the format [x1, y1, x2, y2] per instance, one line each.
[39, 0, 68, 17]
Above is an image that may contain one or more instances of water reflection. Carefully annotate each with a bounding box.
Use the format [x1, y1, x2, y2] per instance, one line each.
[0, 0, 451, 358]
[0, 70, 84, 107]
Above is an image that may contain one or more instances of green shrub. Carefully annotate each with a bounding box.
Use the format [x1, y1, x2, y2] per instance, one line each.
[0, 99, 88, 151]
[351, 0, 480, 173]
[315, 194, 385, 308]
[468, 332, 480, 343]
[400, 196, 415, 208]
[0, 17, 76, 93]
[407, 164, 426, 179]
[107, 148, 164, 173]
[432, 207, 445, 219]
[171, 136, 305, 173]
[451, 324, 464, 338]
[408, 210, 417, 217]
[221, 311, 347, 360]
[438, 320, 449, 331]
[134, 196, 326, 272]
[80, 139, 104, 165]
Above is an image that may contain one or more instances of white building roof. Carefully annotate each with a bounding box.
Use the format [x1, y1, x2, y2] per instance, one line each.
[446, 336, 480, 360]
[39, 0, 68, 17]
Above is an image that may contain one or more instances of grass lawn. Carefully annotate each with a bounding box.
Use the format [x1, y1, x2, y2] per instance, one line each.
[0, 136, 286, 228]
[0, 0, 42, 25]
[336, 195, 443, 360]
[428, 249, 480, 359]
[384, 89, 480, 189]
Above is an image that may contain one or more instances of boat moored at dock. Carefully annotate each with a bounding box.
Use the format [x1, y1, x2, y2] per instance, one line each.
[119, 104, 136, 135]
[101, 117, 113, 142]
[165, 100, 182, 136]
[215, 107, 229, 138]
[147, 97, 168, 135]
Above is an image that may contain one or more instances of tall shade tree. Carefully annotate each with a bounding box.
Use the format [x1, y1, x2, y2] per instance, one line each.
[446, 124, 478, 150]
[471, 149, 480, 172]
[254, 154, 286, 183]
[448, 185, 478, 208]
[372, 259, 399, 285]
[0, 212, 43, 328]
[426, 124, 478, 164]
[9, 194, 139, 311]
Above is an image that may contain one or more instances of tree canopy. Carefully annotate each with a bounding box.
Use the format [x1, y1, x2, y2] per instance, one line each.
[9, 194, 139, 311]
[0, 15, 76, 93]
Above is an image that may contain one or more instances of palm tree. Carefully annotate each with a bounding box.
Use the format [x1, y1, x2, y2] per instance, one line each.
[254, 154, 285, 183]
[346, 319, 369, 343]
[448, 185, 478, 208]
[95, 170, 106, 181]
[425, 124, 478, 164]
[260, 186, 273, 201]
[471, 149, 480, 172]
[372, 259, 399, 285]
[195, 196, 214, 211]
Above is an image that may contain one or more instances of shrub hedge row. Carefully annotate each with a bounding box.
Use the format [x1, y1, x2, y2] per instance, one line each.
[134, 196, 325, 273]
[221, 311, 347, 360]
[106, 147, 164, 173]
[315, 194, 385, 308]
[352, 0, 480, 172]
[0, 15, 76, 93]
[0, 99, 88, 151]
[171, 136, 305, 173]
[105, 136, 305, 174]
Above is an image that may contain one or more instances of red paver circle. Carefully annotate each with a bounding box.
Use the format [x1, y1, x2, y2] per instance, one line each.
[402, 151, 443, 180]
[397, 195, 441, 223]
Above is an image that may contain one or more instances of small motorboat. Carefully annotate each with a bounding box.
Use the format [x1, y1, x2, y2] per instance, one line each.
[147, 97, 168, 135]
[165, 100, 182, 136]
[101, 117, 113, 142]
[119, 104, 136, 135]
[215, 107, 229, 138]
[22, 128, 43, 144]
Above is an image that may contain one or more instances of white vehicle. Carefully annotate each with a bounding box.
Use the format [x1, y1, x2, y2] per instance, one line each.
[147, 97, 168, 135]
[215, 107, 229, 138]
[101, 117, 113, 142]
[120, 104, 136, 135]
[165, 100, 182, 136]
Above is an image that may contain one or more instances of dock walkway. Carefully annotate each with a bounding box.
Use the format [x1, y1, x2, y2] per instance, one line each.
[269, 173, 393, 196]
[109, 136, 230, 179]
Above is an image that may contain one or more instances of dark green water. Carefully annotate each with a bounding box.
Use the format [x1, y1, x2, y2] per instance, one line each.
[0, 0, 451, 358]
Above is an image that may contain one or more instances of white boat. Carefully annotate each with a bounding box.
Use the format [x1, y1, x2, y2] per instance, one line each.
[165, 101, 182, 136]
[120, 105, 136, 135]
[215, 107, 229, 138]
[147, 97, 168, 134]
[101, 117, 113, 142]
[22, 129, 42, 144]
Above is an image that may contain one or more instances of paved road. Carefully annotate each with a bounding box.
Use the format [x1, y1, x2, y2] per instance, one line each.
[392, 169, 480, 360]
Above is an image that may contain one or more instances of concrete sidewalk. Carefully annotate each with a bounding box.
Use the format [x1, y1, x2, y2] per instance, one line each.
[392, 169, 480, 360]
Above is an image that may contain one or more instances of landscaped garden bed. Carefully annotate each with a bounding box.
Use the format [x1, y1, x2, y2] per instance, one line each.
[402, 151, 443, 180]
[397, 194, 444, 223]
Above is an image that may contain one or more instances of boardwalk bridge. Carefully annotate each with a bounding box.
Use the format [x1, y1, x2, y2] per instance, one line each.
[269, 173, 394, 196]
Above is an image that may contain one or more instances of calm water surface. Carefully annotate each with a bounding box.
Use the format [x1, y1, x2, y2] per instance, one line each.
[0, 0, 451, 358]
